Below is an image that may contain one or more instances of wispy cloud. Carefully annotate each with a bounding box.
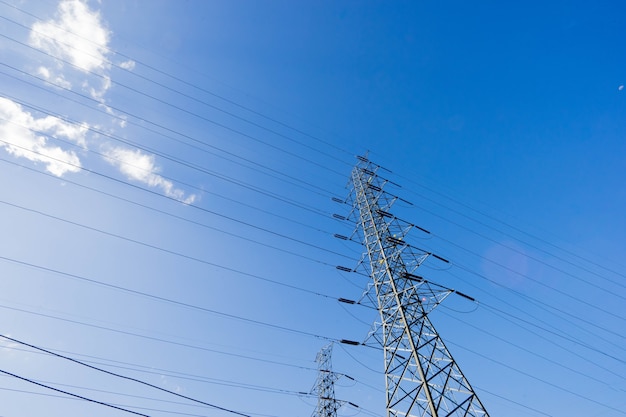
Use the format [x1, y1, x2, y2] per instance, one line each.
[29, 0, 110, 73]
[104, 147, 196, 204]
[29, 0, 112, 102]
[120, 60, 136, 71]
[36, 66, 72, 89]
[10, 0, 195, 202]
[0, 97, 86, 176]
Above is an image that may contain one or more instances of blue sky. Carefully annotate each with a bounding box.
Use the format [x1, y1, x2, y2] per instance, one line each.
[0, 1, 625, 416]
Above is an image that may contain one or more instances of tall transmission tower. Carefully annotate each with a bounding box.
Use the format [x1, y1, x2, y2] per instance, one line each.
[311, 343, 341, 417]
[344, 155, 489, 417]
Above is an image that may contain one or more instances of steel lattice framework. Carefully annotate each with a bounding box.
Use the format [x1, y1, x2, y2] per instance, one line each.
[346, 156, 489, 417]
[311, 343, 341, 417]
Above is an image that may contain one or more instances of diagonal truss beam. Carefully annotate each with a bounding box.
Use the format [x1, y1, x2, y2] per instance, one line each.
[346, 156, 489, 417]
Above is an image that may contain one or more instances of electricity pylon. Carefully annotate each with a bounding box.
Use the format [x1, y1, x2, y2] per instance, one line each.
[344, 156, 489, 417]
[311, 343, 341, 417]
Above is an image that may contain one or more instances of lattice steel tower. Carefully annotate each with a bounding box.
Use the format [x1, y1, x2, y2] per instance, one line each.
[344, 156, 489, 417]
[311, 343, 341, 417]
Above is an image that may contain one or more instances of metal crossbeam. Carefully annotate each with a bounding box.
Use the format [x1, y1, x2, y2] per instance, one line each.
[347, 157, 489, 417]
[311, 343, 341, 417]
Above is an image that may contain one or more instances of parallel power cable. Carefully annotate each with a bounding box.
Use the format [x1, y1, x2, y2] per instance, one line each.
[337, 341, 553, 417]
[435, 256, 626, 371]
[3, 344, 319, 391]
[450, 255, 626, 336]
[0, 253, 338, 325]
[0, 368, 150, 417]
[0, 73, 341, 204]
[0, 0, 355, 159]
[411, 196, 626, 295]
[0, 311, 366, 413]
[424, 226, 626, 323]
[0, 143, 354, 262]
[387, 162, 626, 282]
[1, 309, 322, 378]
[478, 300, 626, 371]
[0, 384, 287, 417]
[15, 372, 315, 402]
[6, 5, 620, 410]
[0, 3, 346, 200]
[411, 215, 626, 347]
[355, 338, 625, 416]
[0, 8, 354, 167]
[334, 195, 626, 360]
[0, 383, 204, 417]
[472, 385, 552, 417]
[445, 260, 626, 342]
[0, 30, 349, 178]
[0, 301, 371, 412]
[337, 266, 626, 393]
[1, 153, 337, 239]
[0, 386, 262, 417]
[444, 339, 626, 415]
[5, 341, 371, 401]
[12, 0, 622, 303]
[0, 94, 343, 226]
[1, 334, 260, 417]
[0, 157, 338, 269]
[370, 174, 626, 305]
[0, 296, 338, 352]
[435, 265, 626, 384]
[438, 310, 622, 388]
[0, 85, 338, 217]
[374, 163, 626, 293]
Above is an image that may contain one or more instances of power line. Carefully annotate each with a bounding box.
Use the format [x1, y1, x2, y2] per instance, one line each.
[387, 163, 626, 282]
[444, 339, 626, 415]
[0, 156, 339, 270]
[0, 368, 150, 417]
[0, 386, 278, 417]
[382, 166, 626, 293]
[0, 29, 349, 178]
[449, 260, 626, 352]
[438, 310, 622, 388]
[0, 3, 355, 163]
[0, 334, 251, 417]
[0, 195, 354, 297]
[0, 150, 352, 262]
[10, 0, 620, 306]
[0, 253, 341, 334]
[0, 84, 339, 215]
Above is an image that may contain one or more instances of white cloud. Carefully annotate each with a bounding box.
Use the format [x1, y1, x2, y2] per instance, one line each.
[0, 97, 86, 176]
[89, 74, 111, 101]
[104, 147, 196, 204]
[37, 66, 72, 89]
[0, 335, 19, 354]
[619, 85, 624, 91]
[119, 60, 136, 71]
[37, 66, 50, 79]
[18, 1, 196, 203]
[29, 0, 113, 99]
[29, 0, 111, 73]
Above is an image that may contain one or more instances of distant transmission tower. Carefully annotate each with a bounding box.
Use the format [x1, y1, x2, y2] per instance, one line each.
[343, 155, 489, 417]
[311, 343, 341, 417]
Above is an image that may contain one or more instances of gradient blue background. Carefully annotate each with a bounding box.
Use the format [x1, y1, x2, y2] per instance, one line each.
[0, 1, 625, 416]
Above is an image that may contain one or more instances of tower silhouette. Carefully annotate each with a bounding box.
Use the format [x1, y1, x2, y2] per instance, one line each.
[344, 156, 489, 417]
[311, 343, 341, 417]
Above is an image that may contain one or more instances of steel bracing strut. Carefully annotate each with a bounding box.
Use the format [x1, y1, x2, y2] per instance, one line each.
[311, 343, 341, 417]
[347, 157, 489, 417]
